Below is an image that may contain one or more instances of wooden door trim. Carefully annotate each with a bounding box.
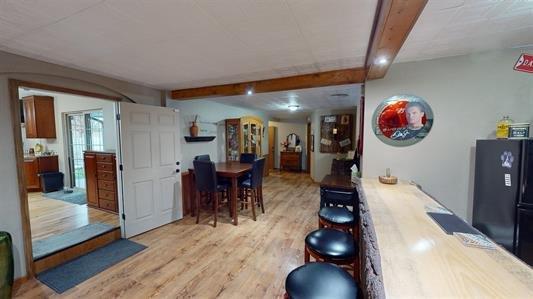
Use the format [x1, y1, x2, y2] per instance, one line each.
[306, 123, 311, 173]
[11, 79, 122, 101]
[8, 78, 124, 278]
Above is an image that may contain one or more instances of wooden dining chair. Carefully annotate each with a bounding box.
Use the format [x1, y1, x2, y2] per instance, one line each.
[193, 160, 230, 227]
[238, 158, 266, 220]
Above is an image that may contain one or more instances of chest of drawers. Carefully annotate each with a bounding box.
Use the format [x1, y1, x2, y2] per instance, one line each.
[84, 151, 118, 213]
[280, 151, 302, 172]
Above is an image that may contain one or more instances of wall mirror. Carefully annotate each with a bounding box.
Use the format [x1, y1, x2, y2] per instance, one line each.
[286, 133, 301, 149]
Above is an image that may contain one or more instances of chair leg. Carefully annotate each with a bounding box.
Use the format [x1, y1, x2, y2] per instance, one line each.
[318, 218, 324, 228]
[228, 189, 233, 217]
[259, 186, 265, 213]
[304, 245, 310, 263]
[213, 192, 218, 227]
[250, 188, 257, 221]
[195, 190, 200, 224]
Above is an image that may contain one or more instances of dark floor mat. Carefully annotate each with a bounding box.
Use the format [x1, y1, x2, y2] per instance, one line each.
[37, 239, 146, 293]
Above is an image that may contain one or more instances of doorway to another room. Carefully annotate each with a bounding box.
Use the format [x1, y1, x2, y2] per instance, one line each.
[18, 87, 120, 262]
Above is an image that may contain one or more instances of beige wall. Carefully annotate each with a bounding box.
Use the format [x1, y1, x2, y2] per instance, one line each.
[269, 120, 308, 170]
[363, 48, 533, 221]
[0, 50, 162, 278]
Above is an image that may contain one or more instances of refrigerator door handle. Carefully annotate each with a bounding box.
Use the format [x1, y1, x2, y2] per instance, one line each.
[517, 203, 533, 209]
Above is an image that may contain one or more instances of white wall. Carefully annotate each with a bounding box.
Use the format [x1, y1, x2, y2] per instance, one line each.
[20, 92, 117, 187]
[166, 99, 269, 170]
[310, 108, 357, 182]
[363, 48, 533, 221]
[269, 120, 308, 170]
[0, 50, 162, 279]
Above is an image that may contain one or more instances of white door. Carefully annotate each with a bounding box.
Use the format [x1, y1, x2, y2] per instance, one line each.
[117, 102, 182, 238]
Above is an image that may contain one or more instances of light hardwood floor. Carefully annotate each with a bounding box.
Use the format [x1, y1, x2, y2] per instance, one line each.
[28, 192, 119, 243]
[15, 172, 319, 298]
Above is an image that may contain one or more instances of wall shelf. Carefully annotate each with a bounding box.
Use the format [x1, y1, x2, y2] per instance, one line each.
[184, 136, 216, 142]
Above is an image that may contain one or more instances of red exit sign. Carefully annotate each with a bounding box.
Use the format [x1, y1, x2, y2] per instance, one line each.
[514, 53, 533, 73]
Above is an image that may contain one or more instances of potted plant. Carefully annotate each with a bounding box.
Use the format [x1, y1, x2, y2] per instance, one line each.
[0, 232, 14, 299]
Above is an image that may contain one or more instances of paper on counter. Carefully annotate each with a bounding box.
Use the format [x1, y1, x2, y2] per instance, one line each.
[424, 205, 452, 215]
[454, 233, 496, 250]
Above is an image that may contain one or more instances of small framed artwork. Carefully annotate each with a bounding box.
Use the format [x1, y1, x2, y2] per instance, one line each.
[311, 135, 315, 152]
[341, 114, 350, 125]
[372, 94, 434, 147]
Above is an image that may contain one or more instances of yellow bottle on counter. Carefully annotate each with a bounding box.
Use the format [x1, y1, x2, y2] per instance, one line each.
[496, 116, 512, 139]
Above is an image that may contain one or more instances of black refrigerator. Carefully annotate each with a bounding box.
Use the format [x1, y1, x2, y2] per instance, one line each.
[473, 139, 533, 266]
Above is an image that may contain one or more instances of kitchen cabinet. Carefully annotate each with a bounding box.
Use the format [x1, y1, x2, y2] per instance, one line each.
[84, 151, 118, 213]
[24, 155, 59, 191]
[22, 95, 56, 139]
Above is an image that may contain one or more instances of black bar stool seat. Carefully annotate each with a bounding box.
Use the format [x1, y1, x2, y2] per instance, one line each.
[319, 206, 355, 225]
[305, 228, 357, 260]
[285, 262, 359, 299]
[304, 228, 359, 279]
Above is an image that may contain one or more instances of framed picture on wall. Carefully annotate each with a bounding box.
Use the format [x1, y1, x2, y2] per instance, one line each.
[372, 94, 434, 147]
[311, 135, 314, 152]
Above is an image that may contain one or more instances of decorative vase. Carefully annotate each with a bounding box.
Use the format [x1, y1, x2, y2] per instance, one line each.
[0, 232, 14, 299]
[190, 122, 198, 137]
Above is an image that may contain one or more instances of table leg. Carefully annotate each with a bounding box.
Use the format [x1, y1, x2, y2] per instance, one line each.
[190, 172, 196, 217]
[231, 176, 238, 225]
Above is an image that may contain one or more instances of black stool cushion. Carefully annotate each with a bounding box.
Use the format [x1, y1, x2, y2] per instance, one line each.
[285, 262, 359, 299]
[305, 228, 357, 260]
[319, 207, 355, 225]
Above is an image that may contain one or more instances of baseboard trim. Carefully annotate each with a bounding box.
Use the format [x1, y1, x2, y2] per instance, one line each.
[33, 227, 121, 274]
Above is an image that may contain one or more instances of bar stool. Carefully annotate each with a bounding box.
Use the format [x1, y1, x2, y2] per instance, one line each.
[318, 206, 359, 239]
[285, 262, 359, 299]
[319, 188, 359, 239]
[304, 228, 359, 280]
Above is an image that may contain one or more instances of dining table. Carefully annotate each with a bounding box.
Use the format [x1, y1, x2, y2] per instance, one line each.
[188, 161, 252, 226]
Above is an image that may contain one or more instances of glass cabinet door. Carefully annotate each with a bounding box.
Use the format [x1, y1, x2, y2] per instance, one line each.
[243, 123, 250, 153]
[250, 123, 257, 154]
[226, 121, 240, 161]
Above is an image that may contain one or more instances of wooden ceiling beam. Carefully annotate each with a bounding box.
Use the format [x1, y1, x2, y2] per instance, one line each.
[170, 67, 366, 100]
[365, 0, 428, 80]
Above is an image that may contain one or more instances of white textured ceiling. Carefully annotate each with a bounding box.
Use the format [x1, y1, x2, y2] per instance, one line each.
[397, 0, 533, 62]
[0, 0, 377, 89]
[201, 83, 360, 121]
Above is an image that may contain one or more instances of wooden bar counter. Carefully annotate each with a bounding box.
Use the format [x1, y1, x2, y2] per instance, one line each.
[358, 178, 533, 298]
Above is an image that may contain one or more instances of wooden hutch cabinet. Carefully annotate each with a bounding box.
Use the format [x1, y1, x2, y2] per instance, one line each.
[225, 116, 263, 161]
[22, 95, 56, 138]
[84, 151, 118, 213]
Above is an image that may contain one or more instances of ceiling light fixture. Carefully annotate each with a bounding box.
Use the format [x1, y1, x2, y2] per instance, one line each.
[376, 57, 388, 65]
[288, 105, 299, 111]
[330, 93, 349, 97]
[246, 89, 253, 95]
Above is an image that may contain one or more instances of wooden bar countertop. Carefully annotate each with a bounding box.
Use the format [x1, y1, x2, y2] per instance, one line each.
[359, 178, 533, 298]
